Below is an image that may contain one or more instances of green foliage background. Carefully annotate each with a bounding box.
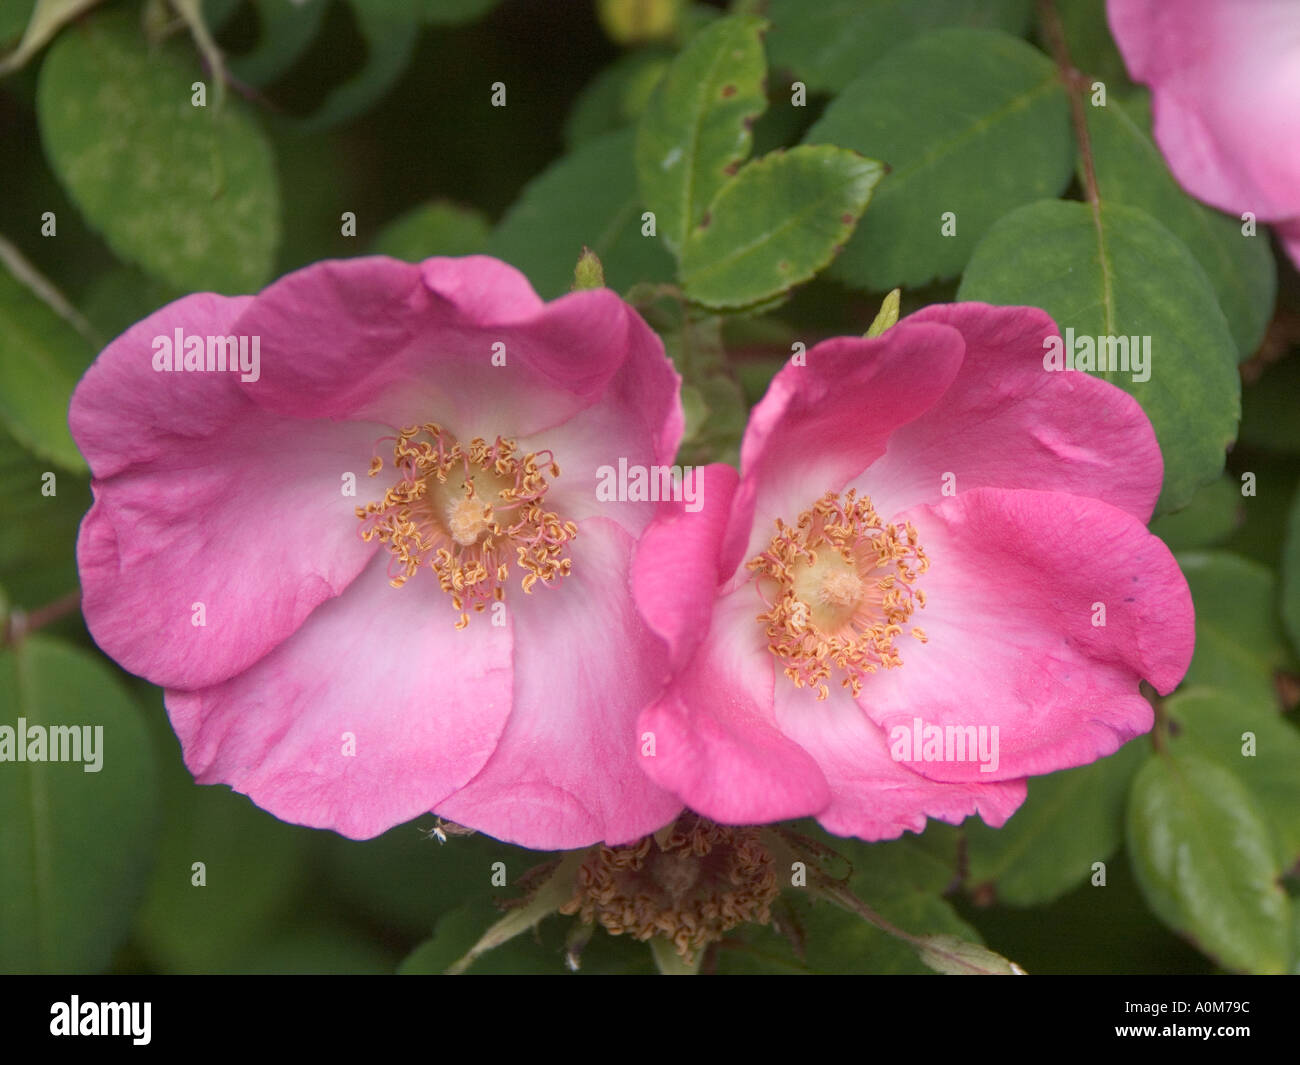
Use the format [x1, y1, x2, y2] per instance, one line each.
[1, 0, 1298, 975]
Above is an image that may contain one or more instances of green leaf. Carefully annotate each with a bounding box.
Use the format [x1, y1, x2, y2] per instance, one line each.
[1048, 0, 1134, 94]
[0, 636, 158, 973]
[1126, 748, 1292, 974]
[649, 309, 744, 463]
[37, 10, 281, 294]
[400, 896, 656, 975]
[401, 897, 566, 975]
[679, 373, 746, 466]
[958, 200, 1239, 513]
[635, 13, 768, 257]
[370, 200, 490, 261]
[230, 922, 397, 974]
[0, 268, 91, 472]
[734, 357, 784, 405]
[717, 821, 981, 974]
[0, 425, 89, 608]
[487, 127, 676, 299]
[199, 0, 242, 30]
[133, 702, 316, 973]
[764, 0, 1032, 95]
[423, 0, 499, 24]
[0, 0, 101, 76]
[1222, 453, 1300, 570]
[80, 266, 182, 343]
[327, 825, 526, 939]
[679, 145, 882, 308]
[806, 28, 1073, 290]
[564, 48, 670, 149]
[299, 0, 420, 131]
[1148, 474, 1240, 552]
[916, 934, 1024, 975]
[445, 851, 586, 974]
[965, 739, 1145, 906]
[839, 891, 985, 973]
[226, 0, 329, 88]
[715, 889, 981, 975]
[0, 2, 35, 46]
[399, 900, 507, 974]
[1084, 94, 1275, 359]
[957, 839, 1215, 974]
[840, 822, 961, 897]
[1177, 551, 1290, 708]
[1286, 486, 1300, 657]
[1240, 354, 1300, 454]
[1166, 687, 1300, 868]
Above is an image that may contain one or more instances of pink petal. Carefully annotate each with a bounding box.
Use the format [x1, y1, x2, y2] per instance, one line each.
[513, 293, 685, 539]
[854, 303, 1163, 522]
[721, 321, 965, 580]
[74, 256, 688, 847]
[166, 553, 514, 840]
[772, 684, 1027, 840]
[71, 295, 381, 690]
[631, 463, 739, 669]
[1108, 0, 1300, 219]
[858, 487, 1193, 784]
[420, 255, 550, 321]
[637, 586, 831, 824]
[435, 518, 682, 849]
[238, 257, 682, 459]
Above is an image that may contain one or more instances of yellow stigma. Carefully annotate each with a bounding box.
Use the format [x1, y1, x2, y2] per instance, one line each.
[747, 489, 928, 700]
[445, 494, 492, 546]
[356, 424, 577, 628]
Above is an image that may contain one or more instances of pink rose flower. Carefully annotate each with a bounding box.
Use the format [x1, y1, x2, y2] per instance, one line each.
[1107, 0, 1300, 267]
[631, 304, 1195, 839]
[71, 255, 684, 847]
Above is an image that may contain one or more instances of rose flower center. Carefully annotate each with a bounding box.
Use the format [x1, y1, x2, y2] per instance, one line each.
[559, 815, 779, 964]
[748, 489, 928, 699]
[356, 423, 577, 628]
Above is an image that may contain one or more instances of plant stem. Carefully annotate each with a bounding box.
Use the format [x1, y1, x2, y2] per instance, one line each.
[2, 590, 82, 647]
[1038, 0, 1100, 207]
[0, 234, 102, 348]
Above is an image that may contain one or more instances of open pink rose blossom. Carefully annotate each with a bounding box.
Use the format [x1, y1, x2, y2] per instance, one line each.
[71, 255, 684, 848]
[1107, 0, 1300, 267]
[631, 304, 1195, 839]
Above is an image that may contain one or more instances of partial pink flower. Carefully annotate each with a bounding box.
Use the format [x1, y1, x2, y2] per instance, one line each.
[71, 255, 684, 847]
[632, 304, 1195, 840]
[1107, 0, 1300, 267]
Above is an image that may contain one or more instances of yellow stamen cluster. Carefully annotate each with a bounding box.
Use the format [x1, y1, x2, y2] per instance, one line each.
[559, 815, 778, 964]
[356, 424, 577, 628]
[748, 489, 928, 699]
